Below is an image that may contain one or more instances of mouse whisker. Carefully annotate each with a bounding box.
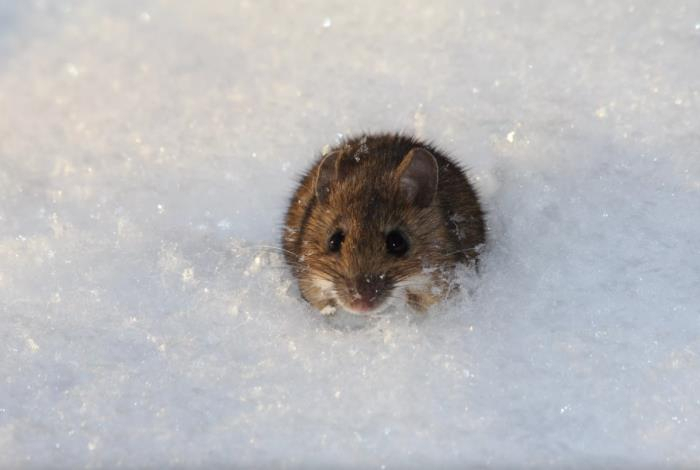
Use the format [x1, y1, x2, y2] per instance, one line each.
[243, 244, 303, 261]
[437, 248, 481, 258]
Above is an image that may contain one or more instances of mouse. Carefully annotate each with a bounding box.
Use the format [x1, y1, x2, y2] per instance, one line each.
[282, 133, 486, 315]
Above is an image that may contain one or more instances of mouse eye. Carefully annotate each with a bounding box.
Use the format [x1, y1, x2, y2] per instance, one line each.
[328, 230, 345, 253]
[386, 230, 409, 256]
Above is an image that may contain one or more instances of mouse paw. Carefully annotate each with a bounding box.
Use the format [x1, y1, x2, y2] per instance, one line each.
[320, 305, 337, 316]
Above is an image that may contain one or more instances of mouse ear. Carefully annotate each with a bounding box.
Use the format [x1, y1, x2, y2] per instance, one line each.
[315, 150, 352, 204]
[314, 151, 338, 204]
[396, 147, 438, 208]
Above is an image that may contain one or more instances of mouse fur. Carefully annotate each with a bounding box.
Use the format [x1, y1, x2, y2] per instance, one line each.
[282, 133, 485, 315]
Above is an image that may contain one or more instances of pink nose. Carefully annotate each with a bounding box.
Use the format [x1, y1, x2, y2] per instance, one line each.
[350, 274, 387, 311]
[349, 298, 375, 312]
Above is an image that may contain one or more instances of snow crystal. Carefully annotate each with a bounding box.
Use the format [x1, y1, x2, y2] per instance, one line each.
[1, 0, 700, 468]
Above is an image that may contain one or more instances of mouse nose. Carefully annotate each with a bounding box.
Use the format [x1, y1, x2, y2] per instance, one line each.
[352, 273, 388, 307]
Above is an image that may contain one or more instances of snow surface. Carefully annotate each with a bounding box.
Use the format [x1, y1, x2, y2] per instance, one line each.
[1, 0, 700, 467]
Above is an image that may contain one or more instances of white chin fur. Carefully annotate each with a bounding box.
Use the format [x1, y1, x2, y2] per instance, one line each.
[393, 273, 433, 291]
[312, 276, 422, 315]
[310, 277, 335, 300]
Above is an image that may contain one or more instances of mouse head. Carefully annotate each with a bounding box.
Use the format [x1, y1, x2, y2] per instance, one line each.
[298, 146, 453, 314]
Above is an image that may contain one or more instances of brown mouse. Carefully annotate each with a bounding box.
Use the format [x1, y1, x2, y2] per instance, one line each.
[282, 133, 485, 315]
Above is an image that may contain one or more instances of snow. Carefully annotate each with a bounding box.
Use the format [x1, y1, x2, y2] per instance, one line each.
[1, 0, 700, 467]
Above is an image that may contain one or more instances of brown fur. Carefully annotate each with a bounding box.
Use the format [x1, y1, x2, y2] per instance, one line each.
[282, 133, 485, 314]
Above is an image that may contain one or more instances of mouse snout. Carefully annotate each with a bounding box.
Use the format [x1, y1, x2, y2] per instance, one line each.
[354, 273, 387, 301]
[347, 273, 388, 312]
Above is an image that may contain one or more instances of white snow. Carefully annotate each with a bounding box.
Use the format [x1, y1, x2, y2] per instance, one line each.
[1, 1, 700, 467]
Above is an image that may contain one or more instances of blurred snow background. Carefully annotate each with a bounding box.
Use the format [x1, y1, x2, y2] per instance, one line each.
[1, 0, 699, 467]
